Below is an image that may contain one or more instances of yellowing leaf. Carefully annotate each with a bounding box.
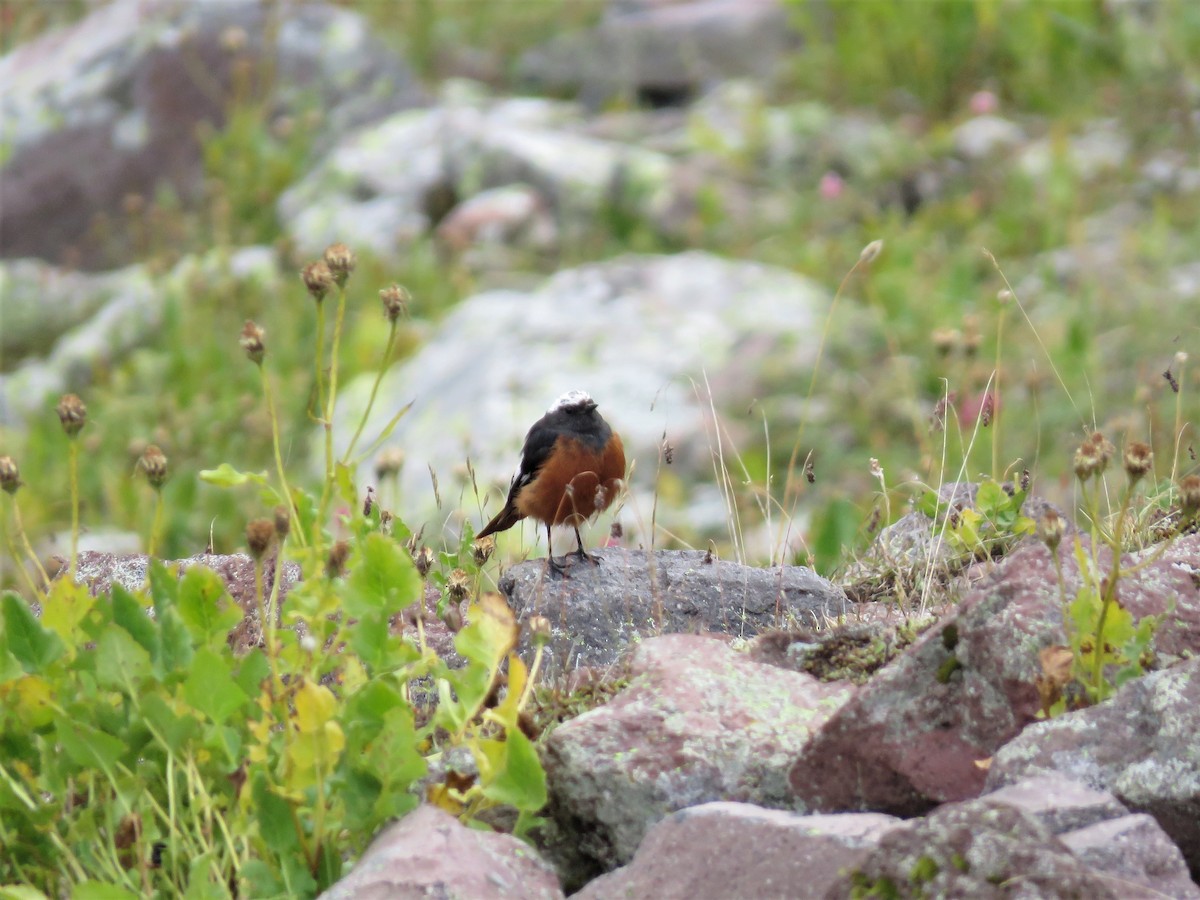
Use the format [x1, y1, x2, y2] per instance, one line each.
[294, 680, 337, 734]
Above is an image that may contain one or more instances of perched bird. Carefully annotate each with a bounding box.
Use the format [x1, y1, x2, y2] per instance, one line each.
[477, 390, 625, 574]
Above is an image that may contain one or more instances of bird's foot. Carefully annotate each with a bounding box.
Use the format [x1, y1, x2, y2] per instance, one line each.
[546, 555, 570, 578]
[572, 546, 602, 566]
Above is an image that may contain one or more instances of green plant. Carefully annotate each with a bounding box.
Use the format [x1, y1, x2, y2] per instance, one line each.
[1036, 435, 1169, 716]
[0, 243, 549, 897]
[917, 477, 1035, 565]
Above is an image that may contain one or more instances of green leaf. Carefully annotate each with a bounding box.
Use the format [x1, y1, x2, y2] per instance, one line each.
[252, 772, 299, 855]
[178, 567, 241, 646]
[95, 625, 153, 690]
[334, 462, 357, 508]
[157, 607, 195, 675]
[235, 649, 272, 698]
[39, 578, 96, 643]
[2, 593, 64, 673]
[148, 560, 180, 615]
[916, 489, 941, 519]
[199, 463, 268, 489]
[72, 884, 140, 900]
[347, 611, 393, 674]
[343, 534, 420, 618]
[478, 727, 547, 812]
[0, 886, 53, 900]
[112, 583, 158, 655]
[56, 716, 126, 770]
[140, 693, 197, 754]
[183, 648, 249, 724]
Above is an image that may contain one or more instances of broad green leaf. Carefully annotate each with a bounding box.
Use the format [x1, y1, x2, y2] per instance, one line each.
[148, 560, 179, 615]
[294, 681, 337, 734]
[347, 610, 391, 674]
[183, 648, 248, 724]
[139, 694, 197, 754]
[478, 727, 547, 812]
[334, 462, 356, 508]
[111, 584, 158, 656]
[39, 578, 95, 643]
[157, 606, 195, 674]
[95, 625, 153, 691]
[2, 593, 64, 673]
[182, 853, 233, 900]
[9, 674, 54, 728]
[454, 593, 518, 671]
[178, 567, 241, 646]
[56, 716, 126, 770]
[234, 649, 271, 698]
[0, 886, 53, 900]
[252, 772, 300, 855]
[343, 533, 420, 618]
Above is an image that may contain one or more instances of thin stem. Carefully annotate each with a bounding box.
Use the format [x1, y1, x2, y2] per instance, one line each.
[992, 305, 1007, 479]
[5, 501, 45, 597]
[342, 321, 398, 464]
[261, 368, 306, 547]
[68, 440, 80, 577]
[147, 489, 165, 558]
[317, 284, 350, 538]
[313, 300, 328, 423]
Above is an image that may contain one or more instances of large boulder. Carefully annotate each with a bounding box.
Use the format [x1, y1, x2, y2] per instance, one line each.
[0, 0, 423, 268]
[539, 633, 852, 883]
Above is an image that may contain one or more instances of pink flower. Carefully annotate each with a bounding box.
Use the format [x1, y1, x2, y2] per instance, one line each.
[819, 171, 845, 200]
[969, 90, 999, 116]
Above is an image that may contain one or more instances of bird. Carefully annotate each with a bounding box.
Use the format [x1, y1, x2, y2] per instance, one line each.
[477, 390, 625, 575]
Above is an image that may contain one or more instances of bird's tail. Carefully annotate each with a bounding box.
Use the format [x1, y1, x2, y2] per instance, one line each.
[476, 504, 523, 540]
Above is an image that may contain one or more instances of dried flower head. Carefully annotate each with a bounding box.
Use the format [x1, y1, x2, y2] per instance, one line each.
[1073, 431, 1114, 482]
[442, 606, 464, 633]
[473, 535, 496, 567]
[240, 320, 265, 365]
[138, 444, 168, 489]
[859, 239, 883, 263]
[1122, 441, 1153, 483]
[273, 504, 291, 539]
[414, 545, 435, 578]
[1037, 508, 1065, 553]
[301, 260, 335, 302]
[447, 568, 471, 601]
[362, 485, 375, 517]
[997, 288, 1013, 305]
[245, 518, 274, 561]
[931, 328, 960, 355]
[1179, 475, 1200, 520]
[323, 242, 356, 287]
[379, 283, 410, 322]
[526, 615, 552, 647]
[326, 540, 350, 578]
[375, 448, 406, 480]
[0, 455, 20, 494]
[56, 393, 88, 437]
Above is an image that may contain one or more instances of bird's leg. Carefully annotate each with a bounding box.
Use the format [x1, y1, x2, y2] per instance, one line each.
[572, 525, 601, 565]
[545, 522, 569, 577]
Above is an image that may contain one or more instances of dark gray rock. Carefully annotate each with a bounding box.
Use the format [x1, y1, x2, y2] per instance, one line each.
[575, 802, 900, 900]
[824, 799, 1119, 899]
[501, 548, 847, 677]
[0, 0, 423, 268]
[987, 656, 1200, 880]
[319, 804, 563, 900]
[517, 0, 801, 108]
[539, 634, 852, 884]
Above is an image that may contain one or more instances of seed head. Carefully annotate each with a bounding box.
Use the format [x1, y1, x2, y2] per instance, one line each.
[526, 615, 552, 647]
[240, 320, 266, 365]
[442, 606, 464, 633]
[138, 444, 169, 490]
[414, 545, 435, 578]
[931, 328, 960, 355]
[0, 456, 20, 494]
[447, 568, 471, 601]
[323, 243, 356, 287]
[1037, 508, 1065, 553]
[1122, 441, 1153, 483]
[473, 535, 496, 567]
[301, 261, 335, 302]
[326, 540, 350, 578]
[1074, 431, 1114, 482]
[859, 239, 883, 263]
[379, 283, 410, 322]
[245, 518, 275, 561]
[1179, 475, 1200, 519]
[375, 448, 405, 480]
[56, 394, 88, 438]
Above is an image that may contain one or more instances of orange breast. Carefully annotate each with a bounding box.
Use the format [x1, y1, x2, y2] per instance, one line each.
[516, 433, 626, 527]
